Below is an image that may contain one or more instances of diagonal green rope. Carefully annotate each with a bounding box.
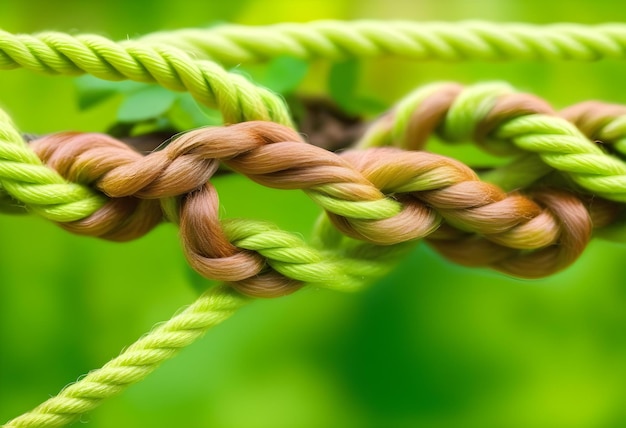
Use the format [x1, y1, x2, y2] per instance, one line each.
[139, 21, 626, 65]
[359, 82, 626, 201]
[5, 21, 626, 427]
[0, 30, 292, 126]
[3, 217, 413, 427]
[3, 285, 248, 428]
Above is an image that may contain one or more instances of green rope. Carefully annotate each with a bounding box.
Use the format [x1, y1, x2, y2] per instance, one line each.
[0, 109, 105, 221]
[0, 31, 292, 126]
[140, 21, 626, 64]
[3, 217, 412, 427]
[3, 285, 248, 428]
[4, 21, 626, 428]
[359, 82, 626, 201]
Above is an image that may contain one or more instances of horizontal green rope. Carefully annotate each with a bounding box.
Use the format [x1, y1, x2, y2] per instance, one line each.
[0, 31, 292, 126]
[140, 21, 626, 64]
[0, 109, 105, 221]
[224, 217, 412, 292]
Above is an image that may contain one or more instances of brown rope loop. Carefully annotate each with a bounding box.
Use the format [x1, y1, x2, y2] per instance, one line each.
[30, 132, 164, 241]
[560, 101, 626, 147]
[26, 119, 622, 291]
[338, 147, 566, 250]
[180, 183, 302, 297]
[428, 188, 593, 277]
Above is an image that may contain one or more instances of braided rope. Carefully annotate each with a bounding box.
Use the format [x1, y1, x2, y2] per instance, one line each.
[3, 123, 613, 427]
[4, 21, 626, 428]
[140, 21, 626, 64]
[0, 109, 105, 221]
[4, 285, 247, 428]
[0, 30, 292, 126]
[560, 100, 626, 156]
[4, 87, 626, 426]
[28, 122, 615, 284]
[359, 82, 626, 201]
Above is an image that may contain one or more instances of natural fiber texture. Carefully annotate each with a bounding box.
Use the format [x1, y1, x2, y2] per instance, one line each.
[359, 82, 626, 201]
[0, 30, 292, 126]
[4, 21, 626, 428]
[4, 285, 247, 428]
[141, 21, 626, 64]
[26, 121, 620, 288]
[4, 120, 615, 427]
[0, 109, 105, 221]
[561, 100, 626, 157]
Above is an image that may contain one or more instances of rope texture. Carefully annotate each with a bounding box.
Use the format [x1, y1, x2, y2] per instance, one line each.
[3, 22, 626, 428]
[140, 21, 626, 64]
[4, 286, 247, 428]
[0, 30, 292, 126]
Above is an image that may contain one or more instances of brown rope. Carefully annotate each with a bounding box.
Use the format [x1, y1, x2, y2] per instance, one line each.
[27, 118, 622, 296]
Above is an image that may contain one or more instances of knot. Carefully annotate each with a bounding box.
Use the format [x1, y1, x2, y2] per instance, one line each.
[361, 82, 626, 201]
[560, 100, 626, 156]
[337, 147, 602, 276]
[428, 189, 594, 277]
[24, 120, 621, 294]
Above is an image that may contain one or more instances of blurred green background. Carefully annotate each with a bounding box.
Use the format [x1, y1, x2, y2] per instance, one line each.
[1, 1, 626, 427]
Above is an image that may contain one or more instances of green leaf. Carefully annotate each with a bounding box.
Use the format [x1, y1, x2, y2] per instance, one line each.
[349, 95, 388, 115]
[168, 93, 223, 130]
[328, 60, 360, 111]
[261, 56, 309, 94]
[74, 75, 146, 110]
[116, 86, 177, 123]
[231, 56, 309, 95]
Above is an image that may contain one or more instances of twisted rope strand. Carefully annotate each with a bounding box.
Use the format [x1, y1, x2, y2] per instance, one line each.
[3, 285, 248, 428]
[139, 21, 626, 64]
[29, 123, 619, 287]
[560, 100, 626, 156]
[0, 31, 292, 125]
[4, 21, 626, 428]
[359, 82, 626, 201]
[0, 109, 106, 221]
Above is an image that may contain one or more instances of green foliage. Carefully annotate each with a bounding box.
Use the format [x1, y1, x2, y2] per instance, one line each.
[3, 3, 626, 428]
[75, 75, 223, 136]
[328, 60, 387, 115]
[116, 86, 177, 123]
[75, 75, 146, 110]
[246, 56, 309, 94]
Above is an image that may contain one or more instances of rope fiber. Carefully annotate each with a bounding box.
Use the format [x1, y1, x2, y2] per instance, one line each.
[2, 21, 626, 427]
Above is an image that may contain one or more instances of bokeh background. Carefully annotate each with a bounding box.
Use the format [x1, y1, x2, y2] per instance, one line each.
[1, 1, 626, 427]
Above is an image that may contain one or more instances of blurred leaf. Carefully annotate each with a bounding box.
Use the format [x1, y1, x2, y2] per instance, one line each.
[168, 93, 223, 130]
[233, 56, 309, 95]
[349, 95, 388, 115]
[130, 117, 172, 136]
[74, 75, 146, 110]
[328, 60, 360, 111]
[117, 86, 177, 123]
[261, 56, 309, 94]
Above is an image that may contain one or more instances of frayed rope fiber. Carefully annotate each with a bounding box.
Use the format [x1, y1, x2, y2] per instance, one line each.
[3, 21, 626, 427]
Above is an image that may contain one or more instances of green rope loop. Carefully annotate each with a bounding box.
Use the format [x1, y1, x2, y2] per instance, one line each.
[359, 82, 626, 201]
